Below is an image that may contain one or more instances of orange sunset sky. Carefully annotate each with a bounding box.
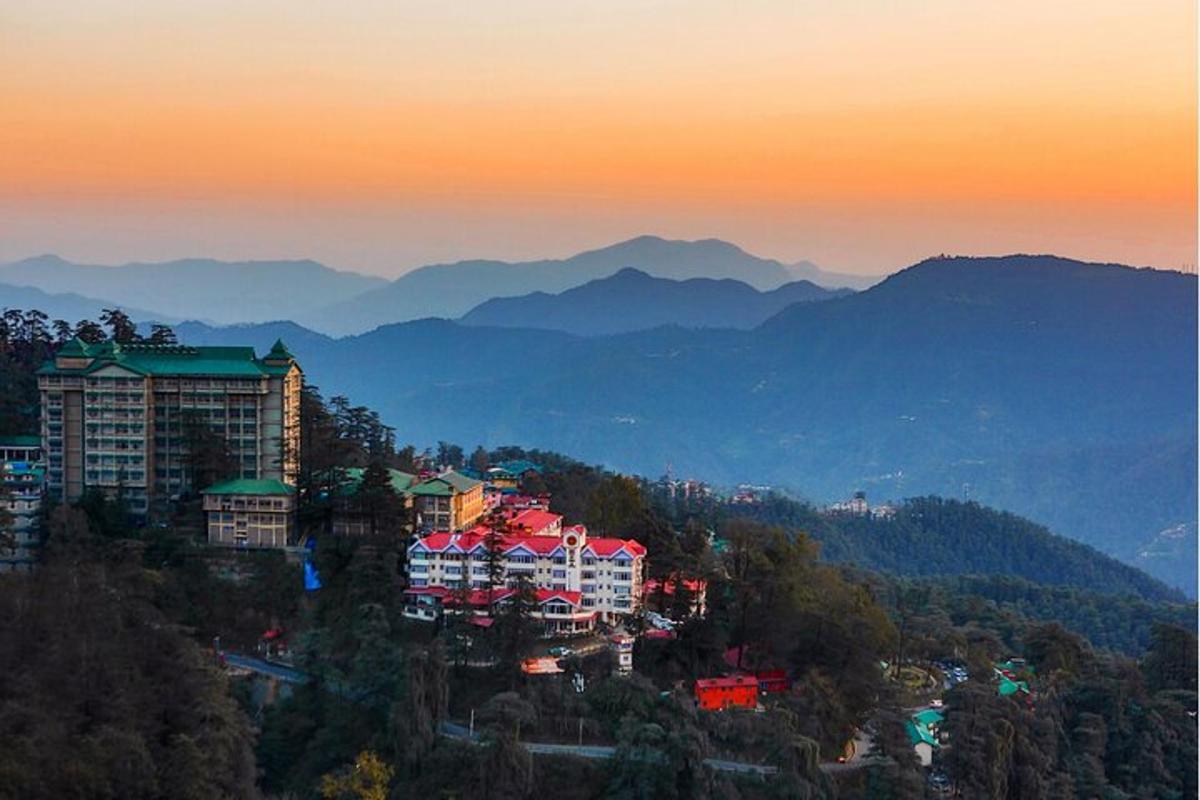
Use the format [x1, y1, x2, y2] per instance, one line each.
[1, 0, 1196, 276]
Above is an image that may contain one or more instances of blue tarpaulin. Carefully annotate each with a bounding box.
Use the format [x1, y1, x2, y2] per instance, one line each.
[304, 560, 322, 591]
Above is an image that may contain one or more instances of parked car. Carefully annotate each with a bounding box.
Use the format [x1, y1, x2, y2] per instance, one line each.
[548, 646, 575, 658]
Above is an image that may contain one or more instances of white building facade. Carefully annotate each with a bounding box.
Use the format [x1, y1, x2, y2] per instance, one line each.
[407, 518, 646, 622]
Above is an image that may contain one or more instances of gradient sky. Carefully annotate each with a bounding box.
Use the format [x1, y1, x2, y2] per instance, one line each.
[2, 1, 1195, 276]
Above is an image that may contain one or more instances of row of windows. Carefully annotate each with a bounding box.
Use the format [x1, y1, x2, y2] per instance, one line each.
[153, 408, 259, 421]
[85, 469, 145, 483]
[86, 423, 145, 435]
[406, 579, 636, 612]
[212, 512, 288, 524]
[86, 407, 145, 419]
[85, 392, 145, 404]
[86, 454, 144, 465]
[86, 377, 144, 388]
[211, 499, 288, 510]
[85, 439, 145, 451]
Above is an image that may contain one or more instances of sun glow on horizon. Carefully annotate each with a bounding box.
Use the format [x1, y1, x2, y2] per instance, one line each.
[1, 0, 1194, 274]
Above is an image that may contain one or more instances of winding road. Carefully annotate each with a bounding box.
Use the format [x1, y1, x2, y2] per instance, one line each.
[224, 650, 882, 777]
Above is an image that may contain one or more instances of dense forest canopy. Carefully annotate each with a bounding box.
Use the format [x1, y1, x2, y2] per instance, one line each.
[0, 313, 1194, 798]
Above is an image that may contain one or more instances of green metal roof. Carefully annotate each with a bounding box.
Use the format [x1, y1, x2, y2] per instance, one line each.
[913, 709, 944, 727]
[906, 721, 937, 747]
[495, 459, 544, 475]
[39, 339, 298, 378]
[0, 435, 40, 447]
[202, 478, 295, 496]
[342, 467, 417, 495]
[267, 339, 293, 359]
[408, 480, 453, 497]
[409, 470, 483, 496]
[56, 338, 89, 357]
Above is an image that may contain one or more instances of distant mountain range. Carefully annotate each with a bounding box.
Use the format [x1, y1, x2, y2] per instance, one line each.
[2, 238, 872, 335]
[298, 236, 845, 334]
[459, 267, 852, 335]
[0, 282, 172, 326]
[172, 254, 1198, 595]
[0, 255, 386, 326]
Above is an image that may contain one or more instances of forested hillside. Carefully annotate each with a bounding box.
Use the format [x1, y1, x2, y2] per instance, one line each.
[722, 494, 1181, 603]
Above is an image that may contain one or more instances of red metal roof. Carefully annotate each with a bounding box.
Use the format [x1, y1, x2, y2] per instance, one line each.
[411, 528, 646, 559]
[507, 509, 561, 535]
[695, 675, 759, 690]
[644, 576, 707, 596]
[585, 538, 647, 558]
[412, 530, 565, 555]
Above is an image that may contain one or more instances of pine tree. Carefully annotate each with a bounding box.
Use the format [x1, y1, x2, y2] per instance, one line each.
[356, 461, 404, 538]
[99, 308, 139, 343]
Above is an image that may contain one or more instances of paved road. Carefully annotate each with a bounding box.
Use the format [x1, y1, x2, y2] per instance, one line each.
[223, 653, 309, 684]
[226, 651, 846, 778]
[438, 721, 778, 775]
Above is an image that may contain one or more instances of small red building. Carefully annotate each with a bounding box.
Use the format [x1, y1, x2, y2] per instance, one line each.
[755, 669, 791, 694]
[695, 676, 759, 711]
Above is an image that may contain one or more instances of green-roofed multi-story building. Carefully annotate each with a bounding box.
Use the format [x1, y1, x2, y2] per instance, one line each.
[38, 338, 301, 514]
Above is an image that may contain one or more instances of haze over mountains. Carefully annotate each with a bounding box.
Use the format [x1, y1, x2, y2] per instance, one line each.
[0, 254, 386, 326]
[459, 268, 852, 335]
[162, 253, 1198, 595]
[1, 237, 870, 335]
[299, 235, 848, 334]
[0, 282, 172, 326]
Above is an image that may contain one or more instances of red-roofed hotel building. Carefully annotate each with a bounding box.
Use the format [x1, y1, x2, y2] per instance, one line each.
[406, 511, 647, 629]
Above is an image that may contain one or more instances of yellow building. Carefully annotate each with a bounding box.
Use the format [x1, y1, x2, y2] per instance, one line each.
[409, 470, 485, 531]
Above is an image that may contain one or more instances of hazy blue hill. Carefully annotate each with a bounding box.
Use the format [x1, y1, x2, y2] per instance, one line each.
[0, 255, 386, 326]
[788, 259, 882, 290]
[172, 255, 1197, 593]
[300, 236, 804, 334]
[459, 267, 851, 335]
[166, 320, 334, 354]
[0, 281, 173, 325]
